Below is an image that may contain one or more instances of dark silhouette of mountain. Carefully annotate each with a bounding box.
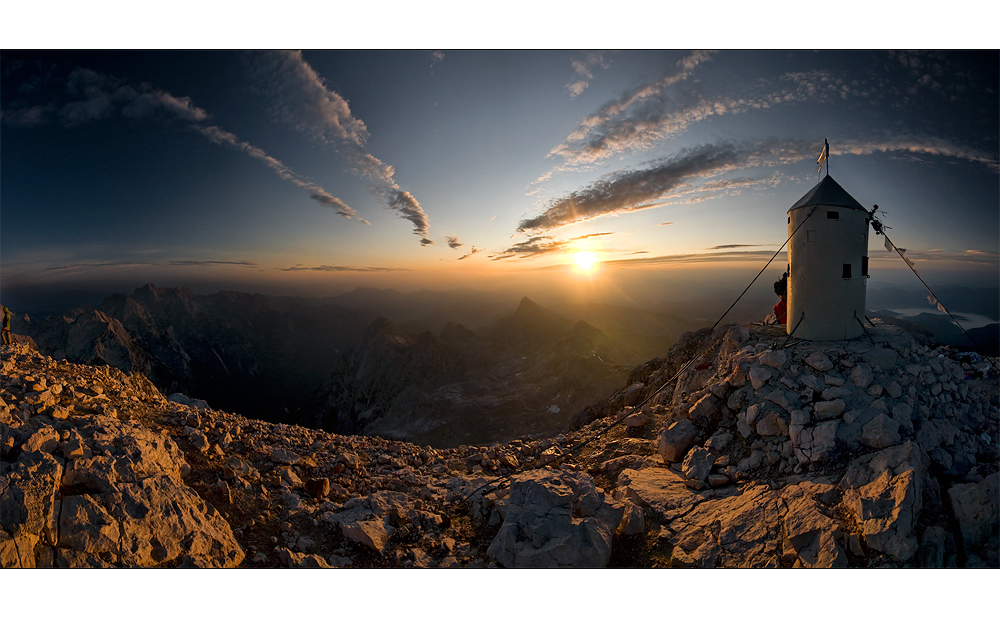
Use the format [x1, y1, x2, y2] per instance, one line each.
[14, 284, 703, 447]
[17, 284, 378, 422]
[304, 297, 658, 447]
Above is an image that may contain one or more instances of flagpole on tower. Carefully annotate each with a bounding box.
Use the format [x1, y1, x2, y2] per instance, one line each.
[817, 138, 830, 178]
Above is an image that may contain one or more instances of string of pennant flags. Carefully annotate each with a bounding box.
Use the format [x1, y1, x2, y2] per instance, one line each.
[880, 234, 948, 313]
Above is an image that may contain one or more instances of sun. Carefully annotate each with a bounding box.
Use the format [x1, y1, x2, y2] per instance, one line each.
[573, 251, 598, 273]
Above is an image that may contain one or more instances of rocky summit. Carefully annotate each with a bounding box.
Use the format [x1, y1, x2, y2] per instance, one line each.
[1, 317, 997, 568]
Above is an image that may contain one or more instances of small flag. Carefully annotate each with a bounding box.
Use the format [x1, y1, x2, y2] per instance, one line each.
[927, 293, 937, 306]
[884, 237, 893, 252]
[936, 302, 947, 314]
[817, 139, 829, 172]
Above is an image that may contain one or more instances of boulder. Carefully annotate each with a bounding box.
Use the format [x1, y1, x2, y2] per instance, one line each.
[681, 447, 717, 483]
[948, 472, 999, 565]
[758, 350, 787, 369]
[861, 413, 901, 449]
[756, 411, 788, 437]
[688, 393, 722, 426]
[839, 441, 924, 562]
[814, 399, 846, 420]
[781, 484, 847, 568]
[487, 470, 624, 568]
[657, 419, 698, 463]
[804, 352, 834, 372]
[340, 519, 392, 555]
[749, 366, 772, 390]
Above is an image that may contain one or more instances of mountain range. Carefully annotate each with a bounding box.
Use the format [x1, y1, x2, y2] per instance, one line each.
[13, 285, 699, 447]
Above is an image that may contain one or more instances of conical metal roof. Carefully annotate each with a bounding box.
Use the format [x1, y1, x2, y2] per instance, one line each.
[788, 175, 866, 212]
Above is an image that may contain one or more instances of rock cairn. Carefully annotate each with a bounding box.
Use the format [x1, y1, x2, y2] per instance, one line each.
[2, 317, 997, 568]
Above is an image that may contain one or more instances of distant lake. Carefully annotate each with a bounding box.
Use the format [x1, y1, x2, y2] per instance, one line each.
[879, 308, 999, 330]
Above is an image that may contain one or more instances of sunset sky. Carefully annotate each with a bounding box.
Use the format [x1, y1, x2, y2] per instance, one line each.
[2, 48, 998, 300]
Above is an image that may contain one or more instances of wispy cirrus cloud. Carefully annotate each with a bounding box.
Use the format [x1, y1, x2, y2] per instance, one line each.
[604, 250, 786, 267]
[489, 232, 613, 261]
[1, 66, 366, 223]
[706, 244, 776, 250]
[278, 264, 410, 272]
[166, 259, 257, 267]
[549, 50, 716, 167]
[519, 136, 998, 235]
[248, 51, 432, 245]
[565, 51, 612, 98]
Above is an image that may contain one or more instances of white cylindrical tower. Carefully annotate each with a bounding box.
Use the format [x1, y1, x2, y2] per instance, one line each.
[786, 176, 870, 341]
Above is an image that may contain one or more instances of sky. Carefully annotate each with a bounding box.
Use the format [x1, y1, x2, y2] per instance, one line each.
[2, 48, 998, 306]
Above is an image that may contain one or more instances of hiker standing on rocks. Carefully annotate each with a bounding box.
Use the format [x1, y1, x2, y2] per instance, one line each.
[772, 271, 788, 325]
[1, 305, 12, 345]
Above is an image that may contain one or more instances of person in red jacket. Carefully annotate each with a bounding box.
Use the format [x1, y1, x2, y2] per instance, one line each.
[773, 272, 788, 325]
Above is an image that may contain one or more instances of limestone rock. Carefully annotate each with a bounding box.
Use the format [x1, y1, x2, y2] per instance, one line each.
[340, 519, 392, 555]
[813, 399, 846, 420]
[861, 413, 901, 449]
[22, 426, 60, 454]
[948, 472, 999, 564]
[758, 350, 787, 369]
[681, 447, 717, 483]
[756, 411, 788, 437]
[840, 441, 924, 562]
[657, 419, 698, 464]
[804, 352, 834, 372]
[749, 366, 772, 390]
[278, 547, 333, 568]
[781, 484, 847, 568]
[487, 469, 623, 568]
[688, 393, 722, 426]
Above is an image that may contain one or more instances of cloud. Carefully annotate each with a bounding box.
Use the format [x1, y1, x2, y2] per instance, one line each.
[519, 135, 999, 235]
[520, 141, 755, 233]
[457, 246, 483, 260]
[0, 105, 51, 127]
[278, 264, 409, 272]
[706, 244, 775, 250]
[197, 124, 361, 220]
[166, 260, 257, 267]
[565, 51, 612, 98]
[429, 51, 445, 67]
[445, 235, 463, 249]
[2, 64, 365, 223]
[869, 248, 999, 266]
[657, 222, 675, 226]
[604, 250, 786, 267]
[248, 51, 432, 244]
[490, 232, 612, 261]
[550, 51, 717, 166]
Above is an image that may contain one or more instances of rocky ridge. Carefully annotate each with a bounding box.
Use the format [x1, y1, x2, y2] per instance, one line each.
[2, 317, 997, 568]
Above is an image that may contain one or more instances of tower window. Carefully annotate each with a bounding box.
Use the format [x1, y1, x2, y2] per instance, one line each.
[862, 256, 869, 277]
[842, 263, 852, 279]
[827, 211, 840, 220]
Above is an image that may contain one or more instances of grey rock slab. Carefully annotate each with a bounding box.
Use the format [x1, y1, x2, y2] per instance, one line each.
[804, 352, 834, 372]
[340, 519, 393, 554]
[948, 472, 998, 552]
[839, 441, 924, 562]
[657, 419, 698, 464]
[616, 468, 706, 521]
[487, 469, 623, 568]
[681, 447, 717, 483]
[861, 413, 901, 449]
[749, 366, 773, 390]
